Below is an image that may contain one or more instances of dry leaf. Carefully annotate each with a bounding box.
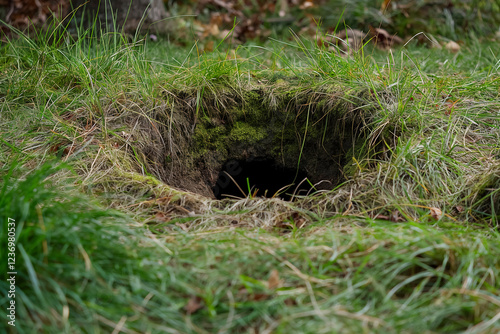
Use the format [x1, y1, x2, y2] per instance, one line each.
[267, 269, 281, 289]
[291, 212, 306, 228]
[225, 49, 242, 60]
[154, 212, 170, 223]
[218, 29, 232, 40]
[203, 40, 214, 53]
[372, 214, 390, 220]
[445, 41, 460, 53]
[61, 111, 76, 122]
[369, 26, 403, 49]
[184, 296, 203, 314]
[7, 0, 68, 29]
[275, 220, 293, 231]
[62, 145, 75, 157]
[300, 1, 314, 10]
[295, 218, 306, 228]
[381, 0, 392, 10]
[210, 12, 224, 26]
[155, 196, 173, 205]
[49, 143, 62, 153]
[250, 293, 269, 301]
[335, 28, 366, 52]
[390, 209, 406, 222]
[175, 223, 189, 231]
[444, 99, 459, 116]
[430, 207, 443, 221]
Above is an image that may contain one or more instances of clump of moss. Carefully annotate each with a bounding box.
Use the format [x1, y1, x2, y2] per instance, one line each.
[192, 124, 228, 153]
[228, 122, 267, 143]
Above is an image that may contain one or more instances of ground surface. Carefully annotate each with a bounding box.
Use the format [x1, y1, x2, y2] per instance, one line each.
[0, 25, 499, 333]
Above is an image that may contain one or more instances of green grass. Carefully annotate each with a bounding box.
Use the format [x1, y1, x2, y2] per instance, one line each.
[0, 18, 500, 334]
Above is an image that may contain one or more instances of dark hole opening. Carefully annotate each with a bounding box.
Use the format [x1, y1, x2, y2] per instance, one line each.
[212, 157, 313, 200]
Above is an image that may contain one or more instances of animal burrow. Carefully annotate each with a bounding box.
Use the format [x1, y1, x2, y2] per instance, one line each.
[212, 157, 312, 200]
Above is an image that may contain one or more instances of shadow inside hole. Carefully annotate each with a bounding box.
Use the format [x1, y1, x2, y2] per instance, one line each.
[212, 157, 313, 200]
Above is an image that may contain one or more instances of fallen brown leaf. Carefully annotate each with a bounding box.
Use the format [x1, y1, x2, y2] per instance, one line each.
[390, 209, 406, 222]
[444, 99, 459, 116]
[291, 212, 306, 228]
[275, 220, 293, 232]
[49, 143, 61, 153]
[62, 145, 75, 157]
[203, 40, 214, 53]
[267, 269, 281, 289]
[250, 293, 269, 301]
[369, 26, 403, 49]
[154, 212, 170, 223]
[335, 28, 366, 52]
[300, 1, 315, 10]
[445, 41, 460, 53]
[184, 296, 204, 314]
[381, 0, 392, 10]
[430, 207, 443, 221]
[372, 214, 390, 220]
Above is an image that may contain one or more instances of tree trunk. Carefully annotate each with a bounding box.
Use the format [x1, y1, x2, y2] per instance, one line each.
[70, 0, 169, 35]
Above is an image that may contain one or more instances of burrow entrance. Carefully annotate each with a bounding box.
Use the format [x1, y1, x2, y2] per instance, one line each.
[212, 157, 313, 200]
[135, 86, 369, 200]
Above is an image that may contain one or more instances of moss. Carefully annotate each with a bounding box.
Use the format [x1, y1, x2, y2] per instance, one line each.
[116, 171, 198, 203]
[275, 79, 287, 86]
[244, 90, 263, 102]
[120, 171, 164, 186]
[192, 123, 228, 152]
[228, 122, 267, 143]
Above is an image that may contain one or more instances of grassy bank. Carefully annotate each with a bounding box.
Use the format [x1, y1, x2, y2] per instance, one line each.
[0, 22, 499, 333]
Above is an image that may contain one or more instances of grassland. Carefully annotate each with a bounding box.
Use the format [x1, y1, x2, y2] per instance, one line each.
[0, 20, 499, 333]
